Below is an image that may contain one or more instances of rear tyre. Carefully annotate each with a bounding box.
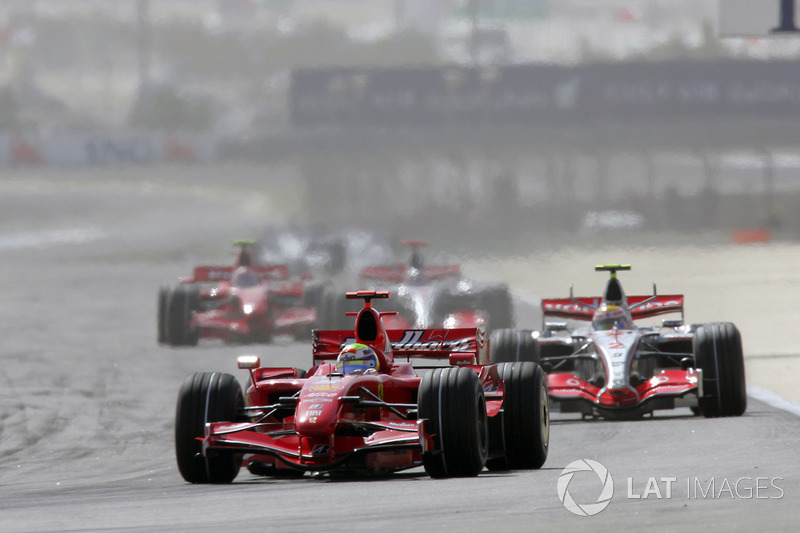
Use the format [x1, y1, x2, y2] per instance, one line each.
[490, 329, 540, 364]
[167, 285, 200, 346]
[418, 367, 488, 478]
[325, 240, 347, 275]
[319, 288, 335, 330]
[303, 281, 331, 311]
[175, 372, 243, 483]
[694, 322, 747, 418]
[327, 290, 359, 330]
[480, 286, 514, 331]
[487, 362, 549, 470]
[157, 286, 169, 344]
[300, 282, 332, 340]
[431, 290, 474, 326]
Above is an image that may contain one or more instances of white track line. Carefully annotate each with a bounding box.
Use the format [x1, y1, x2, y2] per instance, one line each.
[747, 385, 800, 418]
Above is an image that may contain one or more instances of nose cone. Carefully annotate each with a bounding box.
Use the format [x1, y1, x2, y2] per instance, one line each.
[296, 378, 348, 437]
[237, 288, 265, 314]
[598, 386, 639, 407]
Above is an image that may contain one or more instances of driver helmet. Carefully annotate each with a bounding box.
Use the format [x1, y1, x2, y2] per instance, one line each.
[231, 266, 260, 288]
[336, 343, 380, 375]
[410, 251, 424, 270]
[592, 304, 631, 331]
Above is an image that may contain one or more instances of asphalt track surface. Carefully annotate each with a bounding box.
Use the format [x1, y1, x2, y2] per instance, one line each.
[1, 166, 799, 532]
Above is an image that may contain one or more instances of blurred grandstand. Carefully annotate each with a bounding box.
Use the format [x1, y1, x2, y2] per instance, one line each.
[1, 0, 792, 135]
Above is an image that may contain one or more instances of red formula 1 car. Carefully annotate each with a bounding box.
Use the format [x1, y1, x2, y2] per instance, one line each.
[158, 241, 318, 346]
[330, 239, 513, 333]
[174, 291, 549, 482]
[490, 265, 746, 420]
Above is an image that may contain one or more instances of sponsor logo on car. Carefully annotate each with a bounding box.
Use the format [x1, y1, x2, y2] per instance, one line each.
[393, 330, 474, 351]
[310, 444, 329, 455]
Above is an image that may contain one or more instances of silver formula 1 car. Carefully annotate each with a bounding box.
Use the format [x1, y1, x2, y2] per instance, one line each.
[489, 264, 746, 420]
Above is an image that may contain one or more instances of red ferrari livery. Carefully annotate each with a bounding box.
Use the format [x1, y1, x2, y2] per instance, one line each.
[174, 291, 549, 481]
[489, 265, 747, 420]
[158, 241, 317, 345]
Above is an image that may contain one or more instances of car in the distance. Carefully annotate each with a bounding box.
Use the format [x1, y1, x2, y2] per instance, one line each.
[158, 240, 319, 345]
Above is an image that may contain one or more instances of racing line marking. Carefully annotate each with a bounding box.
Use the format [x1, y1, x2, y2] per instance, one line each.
[747, 386, 800, 418]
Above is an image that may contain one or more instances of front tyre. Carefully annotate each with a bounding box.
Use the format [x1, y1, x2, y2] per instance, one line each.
[694, 322, 746, 418]
[166, 285, 200, 346]
[480, 285, 514, 331]
[418, 367, 488, 478]
[157, 286, 169, 344]
[175, 372, 243, 483]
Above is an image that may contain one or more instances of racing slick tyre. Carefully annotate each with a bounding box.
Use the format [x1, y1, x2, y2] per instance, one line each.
[486, 362, 549, 470]
[329, 290, 360, 330]
[302, 282, 330, 313]
[694, 322, 747, 418]
[489, 329, 540, 364]
[157, 286, 169, 344]
[418, 367, 488, 478]
[480, 285, 514, 332]
[302, 281, 332, 337]
[166, 285, 200, 346]
[325, 240, 347, 275]
[319, 287, 341, 330]
[431, 290, 473, 325]
[175, 372, 243, 483]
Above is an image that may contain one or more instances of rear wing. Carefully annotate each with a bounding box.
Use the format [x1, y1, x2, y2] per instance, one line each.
[360, 264, 461, 283]
[422, 265, 461, 281]
[542, 294, 684, 322]
[180, 264, 291, 284]
[312, 327, 488, 366]
[360, 265, 407, 283]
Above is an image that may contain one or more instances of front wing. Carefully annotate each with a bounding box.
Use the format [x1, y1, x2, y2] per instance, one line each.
[547, 368, 701, 417]
[204, 419, 427, 472]
[193, 307, 317, 341]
